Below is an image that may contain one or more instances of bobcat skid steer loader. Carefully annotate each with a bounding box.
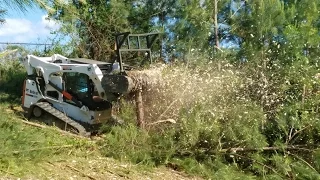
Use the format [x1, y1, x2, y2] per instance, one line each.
[21, 32, 159, 136]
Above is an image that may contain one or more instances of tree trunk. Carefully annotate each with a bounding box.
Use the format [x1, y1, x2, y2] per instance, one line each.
[214, 0, 221, 71]
[102, 70, 162, 129]
[135, 87, 144, 128]
[214, 0, 220, 49]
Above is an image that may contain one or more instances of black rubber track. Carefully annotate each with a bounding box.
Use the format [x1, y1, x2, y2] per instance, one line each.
[34, 102, 90, 137]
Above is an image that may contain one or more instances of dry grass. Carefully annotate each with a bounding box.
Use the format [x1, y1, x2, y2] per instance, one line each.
[1, 156, 201, 180]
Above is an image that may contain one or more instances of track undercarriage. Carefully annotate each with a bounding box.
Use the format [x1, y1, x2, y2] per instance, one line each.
[27, 102, 91, 136]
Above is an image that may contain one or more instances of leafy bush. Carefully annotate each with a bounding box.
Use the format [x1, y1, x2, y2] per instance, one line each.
[0, 60, 26, 101]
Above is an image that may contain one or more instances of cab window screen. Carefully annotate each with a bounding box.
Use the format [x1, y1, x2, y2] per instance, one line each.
[63, 72, 89, 99]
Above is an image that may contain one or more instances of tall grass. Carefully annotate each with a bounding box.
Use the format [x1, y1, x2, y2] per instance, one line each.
[0, 103, 93, 176]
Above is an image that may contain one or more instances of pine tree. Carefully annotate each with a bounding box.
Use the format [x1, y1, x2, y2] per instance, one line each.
[48, 0, 131, 60]
[168, 0, 214, 61]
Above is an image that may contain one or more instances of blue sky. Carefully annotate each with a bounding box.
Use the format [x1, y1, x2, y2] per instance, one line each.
[0, 7, 59, 43]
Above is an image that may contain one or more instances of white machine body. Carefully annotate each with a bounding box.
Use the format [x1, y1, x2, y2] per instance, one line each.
[21, 54, 113, 125]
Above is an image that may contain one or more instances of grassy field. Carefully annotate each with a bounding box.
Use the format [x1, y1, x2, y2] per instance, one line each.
[0, 93, 199, 180]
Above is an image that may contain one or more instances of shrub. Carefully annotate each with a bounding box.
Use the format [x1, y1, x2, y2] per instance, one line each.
[98, 59, 320, 179]
[0, 60, 26, 101]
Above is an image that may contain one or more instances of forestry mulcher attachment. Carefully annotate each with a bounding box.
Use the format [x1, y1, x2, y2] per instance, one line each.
[21, 32, 158, 136]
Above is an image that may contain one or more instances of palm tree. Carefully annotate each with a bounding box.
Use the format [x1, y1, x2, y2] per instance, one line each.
[0, 9, 5, 24]
[0, 0, 48, 23]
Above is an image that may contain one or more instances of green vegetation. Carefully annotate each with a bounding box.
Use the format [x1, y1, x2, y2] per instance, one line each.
[0, 85, 93, 177]
[0, 104, 87, 176]
[0, 60, 26, 102]
[0, 101, 190, 179]
[99, 62, 320, 179]
[2, 0, 320, 179]
[1, 53, 320, 179]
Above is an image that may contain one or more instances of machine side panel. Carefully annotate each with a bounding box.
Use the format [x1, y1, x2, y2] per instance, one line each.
[46, 76, 63, 101]
[23, 79, 43, 108]
[47, 99, 111, 125]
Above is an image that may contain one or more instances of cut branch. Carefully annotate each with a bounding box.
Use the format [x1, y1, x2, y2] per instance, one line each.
[0, 145, 74, 155]
[147, 119, 176, 126]
[287, 152, 319, 174]
[66, 165, 97, 180]
[21, 119, 88, 139]
[287, 124, 313, 143]
[218, 145, 317, 154]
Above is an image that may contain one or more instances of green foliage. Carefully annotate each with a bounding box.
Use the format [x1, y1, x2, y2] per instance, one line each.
[291, 161, 320, 180]
[96, 59, 320, 179]
[0, 60, 26, 101]
[98, 124, 153, 165]
[0, 104, 89, 176]
[0, 0, 49, 23]
[3, 0, 320, 179]
[231, 0, 286, 61]
[171, 0, 213, 54]
[45, 0, 233, 61]
[0, 9, 6, 24]
[48, 0, 131, 60]
[0, 0, 39, 12]
[116, 100, 137, 124]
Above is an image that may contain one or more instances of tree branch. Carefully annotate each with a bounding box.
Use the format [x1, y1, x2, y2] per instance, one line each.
[21, 119, 88, 139]
[218, 145, 316, 154]
[66, 165, 97, 180]
[0, 145, 74, 155]
[287, 152, 319, 174]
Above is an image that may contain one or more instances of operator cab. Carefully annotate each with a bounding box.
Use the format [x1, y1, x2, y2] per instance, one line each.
[62, 72, 111, 111]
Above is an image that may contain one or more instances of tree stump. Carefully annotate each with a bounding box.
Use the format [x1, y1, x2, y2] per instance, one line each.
[101, 68, 163, 129]
[135, 86, 144, 128]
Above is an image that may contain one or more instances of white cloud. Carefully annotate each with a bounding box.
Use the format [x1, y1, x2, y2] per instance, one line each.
[0, 15, 60, 43]
[0, 19, 32, 36]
